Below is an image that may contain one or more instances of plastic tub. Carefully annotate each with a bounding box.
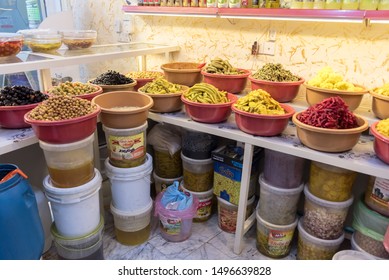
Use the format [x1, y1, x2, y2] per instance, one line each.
[181, 152, 213, 192]
[0, 33, 23, 57]
[153, 146, 182, 178]
[353, 231, 389, 259]
[332, 249, 376, 260]
[201, 68, 251, 94]
[350, 232, 384, 260]
[103, 122, 147, 168]
[181, 129, 218, 159]
[39, 134, 95, 188]
[217, 195, 255, 233]
[364, 176, 389, 217]
[263, 149, 305, 189]
[43, 169, 102, 238]
[256, 212, 298, 259]
[181, 183, 214, 222]
[303, 185, 353, 240]
[105, 153, 152, 212]
[258, 174, 303, 225]
[297, 218, 344, 260]
[51, 215, 104, 260]
[155, 191, 199, 242]
[153, 171, 183, 194]
[309, 161, 356, 202]
[110, 200, 152, 246]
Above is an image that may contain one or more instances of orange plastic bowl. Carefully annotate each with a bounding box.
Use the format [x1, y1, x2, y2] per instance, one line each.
[249, 76, 305, 103]
[370, 121, 389, 165]
[181, 93, 238, 123]
[232, 103, 295, 136]
[0, 103, 41, 129]
[24, 105, 101, 144]
[201, 69, 251, 94]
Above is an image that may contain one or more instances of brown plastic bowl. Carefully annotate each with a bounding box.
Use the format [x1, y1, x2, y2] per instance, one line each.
[139, 85, 189, 113]
[370, 91, 389, 120]
[91, 91, 153, 129]
[305, 83, 368, 111]
[88, 80, 137, 93]
[292, 112, 369, 153]
[161, 62, 203, 87]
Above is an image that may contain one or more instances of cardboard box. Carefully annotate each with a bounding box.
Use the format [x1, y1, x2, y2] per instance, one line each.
[212, 145, 262, 205]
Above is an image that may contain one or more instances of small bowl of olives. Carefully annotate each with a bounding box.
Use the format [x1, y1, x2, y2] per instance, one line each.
[88, 70, 137, 93]
[60, 30, 97, 50]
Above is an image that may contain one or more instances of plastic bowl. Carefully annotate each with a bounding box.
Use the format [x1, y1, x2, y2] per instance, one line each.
[249, 76, 305, 103]
[138, 85, 188, 113]
[0, 103, 41, 129]
[370, 91, 389, 120]
[370, 121, 389, 165]
[24, 105, 101, 144]
[126, 71, 164, 91]
[60, 30, 97, 50]
[48, 84, 103, 101]
[29, 34, 62, 53]
[17, 29, 58, 46]
[0, 33, 23, 57]
[201, 69, 251, 94]
[305, 83, 368, 111]
[161, 62, 203, 87]
[91, 91, 153, 129]
[88, 79, 137, 93]
[181, 92, 238, 123]
[292, 112, 369, 152]
[232, 103, 295, 136]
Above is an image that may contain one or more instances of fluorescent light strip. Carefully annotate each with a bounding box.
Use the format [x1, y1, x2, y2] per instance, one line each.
[369, 19, 389, 24]
[218, 15, 363, 23]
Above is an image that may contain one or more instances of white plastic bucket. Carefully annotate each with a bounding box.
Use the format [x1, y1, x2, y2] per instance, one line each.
[43, 169, 102, 238]
[105, 153, 152, 212]
[153, 171, 183, 194]
[181, 152, 213, 192]
[181, 183, 214, 222]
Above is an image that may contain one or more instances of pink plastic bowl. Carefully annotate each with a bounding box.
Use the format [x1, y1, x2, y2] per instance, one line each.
[0, 103, 40, 129]
[370, 121, 389, 165]
[181, 93, 238, 123]
[24, 105, 101, 144]
[201, 69, 251, 94]
[249, 76, 305, 103]
[232, 103, 295, 136]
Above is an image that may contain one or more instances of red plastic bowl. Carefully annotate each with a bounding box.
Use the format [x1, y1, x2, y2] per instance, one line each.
[232, 103, 295, 136]
[249, 76, 305, 103]
[24, 105, 101, 144]
[0, 103, 40, 129]
[201, 69, 251, 94]
[370, 121, 389, 165]
[181, 93, 238, 123]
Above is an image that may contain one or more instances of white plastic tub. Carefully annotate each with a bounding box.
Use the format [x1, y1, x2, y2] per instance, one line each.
[43, 169, 102, 238]
[105, 153, 152, 212]
[181, 152, 213, 192]
[153, 171, 183, 194]
[181, 183, 214, 222]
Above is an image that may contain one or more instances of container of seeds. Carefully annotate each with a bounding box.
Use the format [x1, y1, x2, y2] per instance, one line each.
[88, 70, 137, 93]
[303, 185, 353, 240]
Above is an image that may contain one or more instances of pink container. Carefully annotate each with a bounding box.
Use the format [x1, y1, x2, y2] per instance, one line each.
[201, 69, 251, 94]
[0, 103, 40, 129]
[154, 191, 199, 242]
[370, 121, 389, 165]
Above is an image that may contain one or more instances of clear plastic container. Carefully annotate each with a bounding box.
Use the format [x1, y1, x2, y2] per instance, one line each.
[353, 230, 389, 259]
[297, 218, 344, 260]
[359, 0, 379, 9]
[181, 152, 213, 192]
[378, 0, 389, 9]
[325, 0, 342, 8]
[303, 185, 353, 240]
[181, 183, 214, 222]
[217, 195, 255, 233]
[39, 134, 95, 188]
[332, 249, 375, 260]
[60, 30, 97, 50]
[153, 171, 183, 194]
[341, 0, 360, 9]
[364, 176, 389, 217]
[258, 174, 303, 225]
[256, 212, 298, 259]
[350, 232, 384, 260]
[181, 129, 217, 160]
[29, 34, 62, 53]
[309, 161, 356, 202]
[153, 146, 182, 178]
[263, 149, 305, 189]
[0, 33, 23, 57]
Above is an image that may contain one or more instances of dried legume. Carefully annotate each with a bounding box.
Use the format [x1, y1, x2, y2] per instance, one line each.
[48, 81, 99, 97]
[126, 71, 164, 79]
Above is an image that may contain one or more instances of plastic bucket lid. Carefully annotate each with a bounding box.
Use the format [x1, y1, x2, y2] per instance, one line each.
[181, 152, 213, 165]
[43, 169, 102, 204]
[217, 195, 255, 211]
[39, 133, 94, 152]
[297, 218, 345, 247]
[259, 173, 304, 196]
[332, 249, 376, 260]
[105, 153, 153, 181]
[256, 211, 298, 231]
[350, 232, 383, 260]
[102, 122, 147, 136]
[304, 184, 354, 209]
[181, 182, 213, 200]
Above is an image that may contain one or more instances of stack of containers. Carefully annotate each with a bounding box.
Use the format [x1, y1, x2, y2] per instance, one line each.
[103, 121, 153, 246]
[256, 149, 305, 258]
[297, 161, 356, 260]
[40, 133, 104, 260]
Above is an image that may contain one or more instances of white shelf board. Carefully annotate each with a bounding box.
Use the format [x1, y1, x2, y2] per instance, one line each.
[0, 128, 37, 155]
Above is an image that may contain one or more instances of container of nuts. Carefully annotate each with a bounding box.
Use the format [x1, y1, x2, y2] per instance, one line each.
[47, 81, 103, 101]
[303, 185, 353, 240]
[60, 30, 97, 50]
[24, 96, 101, 144]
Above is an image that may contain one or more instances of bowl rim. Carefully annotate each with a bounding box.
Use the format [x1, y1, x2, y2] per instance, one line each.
[231, 103, 295, 119]
[370, 90, 389, 101]
[248, 75, 305, 85]
[161, 62, 203, 73]
[47, 84, 103, 99]
[370, 121, 389, 144]
[304, 82, 369, 95]
[181, 92, 238, 107]
[24, 104, 101, 126]
[292, 112, 369, 134]
[87, 79, 137, 88]
[201, 68, 251, 78]
[0, 102, 43, 111]
[138, 85, 189, 97]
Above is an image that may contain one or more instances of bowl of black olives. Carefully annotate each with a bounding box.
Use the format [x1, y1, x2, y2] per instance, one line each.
[88, 70, 137, 93]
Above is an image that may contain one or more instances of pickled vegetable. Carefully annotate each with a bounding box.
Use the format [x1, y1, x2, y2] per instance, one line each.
[372, 84, 389, 97]
[204, 58, 244, 75]
[183, 169, 213, 192]
[126, 71, 164, 79]
[251, 63, 300, 82]
[153, 149, 182, 178]
[377, 118, 389, 138]
[139, 77, 183, 94]
[307, 67, 363, 91]
[297, 235, 339, 260]
[184, 83, 228, 104]
[233, 89, 285, 115]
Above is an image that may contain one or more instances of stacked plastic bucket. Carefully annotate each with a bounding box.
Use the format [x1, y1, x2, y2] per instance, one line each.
[103, 121, 153, 246]
[256, 149, 305, 259]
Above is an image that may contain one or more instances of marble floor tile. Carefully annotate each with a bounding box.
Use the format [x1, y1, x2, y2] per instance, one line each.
[184, 243, 232, 260]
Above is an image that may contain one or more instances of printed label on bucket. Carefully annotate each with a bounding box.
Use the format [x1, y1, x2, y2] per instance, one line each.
[258, 228, 294, 256]
[108, 133, 145, 161]
[159, 214, 181, 235]
[369, 177, 389, 208]
[197, 199, 212, 219]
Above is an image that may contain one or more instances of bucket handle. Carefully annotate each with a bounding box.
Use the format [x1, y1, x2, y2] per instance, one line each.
[0, 169, 28, 183]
